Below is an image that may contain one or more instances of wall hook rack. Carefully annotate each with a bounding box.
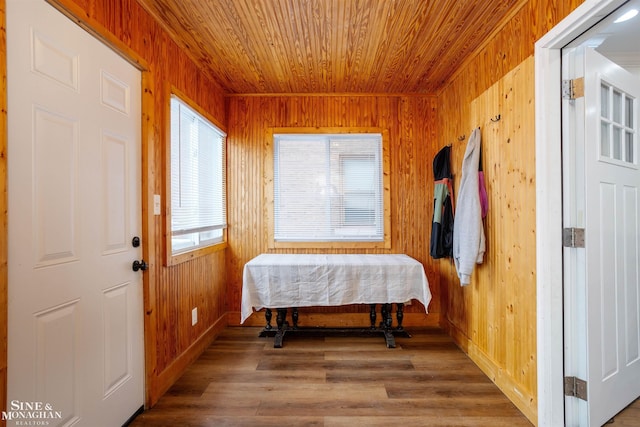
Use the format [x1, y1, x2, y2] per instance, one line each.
[457, 134, 466, 141]
[490, 114, 501, 122]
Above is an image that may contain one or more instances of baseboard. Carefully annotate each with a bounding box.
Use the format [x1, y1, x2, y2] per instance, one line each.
[229, 311, 441, 328]
[148, 314, 227, 406]
[442, 318, 538, 425]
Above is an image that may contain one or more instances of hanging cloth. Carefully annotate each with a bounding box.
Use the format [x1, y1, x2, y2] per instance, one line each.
[452, 128, 486, 286]
[479, 145, 489, 218]
[430, 145, 455, 259]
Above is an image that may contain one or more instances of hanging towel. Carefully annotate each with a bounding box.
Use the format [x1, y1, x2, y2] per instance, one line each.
[430, 145, 454, 259]
[452, 128, 486, 286]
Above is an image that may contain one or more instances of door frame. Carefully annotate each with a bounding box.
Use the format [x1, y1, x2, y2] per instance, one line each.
[0, 0, 158, 410]
[535, 0, 626, 425]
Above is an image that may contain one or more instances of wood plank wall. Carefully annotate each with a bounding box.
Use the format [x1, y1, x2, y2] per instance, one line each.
[4, 0, 231, 407]
[442, 57, 539, 421]
[226, 95, 441, 326]
[436, 0, 584, 424]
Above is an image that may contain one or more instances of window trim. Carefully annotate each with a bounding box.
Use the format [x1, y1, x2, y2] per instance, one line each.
[164, 86, 227, 266]
[266, 127, 391, 249]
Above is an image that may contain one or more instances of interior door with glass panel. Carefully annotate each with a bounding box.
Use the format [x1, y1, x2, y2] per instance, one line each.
[563, 45, 640, 427]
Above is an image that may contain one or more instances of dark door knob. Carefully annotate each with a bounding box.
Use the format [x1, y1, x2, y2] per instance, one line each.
[132, 260, 148, 272]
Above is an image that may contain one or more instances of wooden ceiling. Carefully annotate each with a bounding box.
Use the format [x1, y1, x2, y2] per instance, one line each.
[137, 0, 524, 94]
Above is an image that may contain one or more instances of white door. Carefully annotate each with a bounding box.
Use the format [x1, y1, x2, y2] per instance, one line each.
[562, 46, 640, 426]
[7, 1, 145, 426]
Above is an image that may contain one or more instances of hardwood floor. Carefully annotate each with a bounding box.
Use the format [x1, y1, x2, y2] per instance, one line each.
[131, 326, 530, 426]
[130, 327, 640, 426]
[610, 399, 640, 427]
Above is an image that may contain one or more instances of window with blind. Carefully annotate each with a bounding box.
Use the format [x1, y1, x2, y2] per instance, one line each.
[170, 95, 226, 255]
[273, 133, 384, 242]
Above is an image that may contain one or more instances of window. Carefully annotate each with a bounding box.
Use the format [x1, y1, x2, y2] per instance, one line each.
[600, 81, 636, 165]
[273, 132, 386, 243]
[170, 94, 226, 256]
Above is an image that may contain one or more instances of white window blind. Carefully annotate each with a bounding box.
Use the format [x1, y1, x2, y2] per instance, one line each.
[273, 133, 383, 241]
[170, 95, 226, 254]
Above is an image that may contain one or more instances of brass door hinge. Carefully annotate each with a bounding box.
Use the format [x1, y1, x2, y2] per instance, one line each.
[563, 78, 585, 100]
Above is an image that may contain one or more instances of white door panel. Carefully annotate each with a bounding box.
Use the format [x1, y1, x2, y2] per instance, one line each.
[7, 0, 144, 425]
[563, 45, 640, 426]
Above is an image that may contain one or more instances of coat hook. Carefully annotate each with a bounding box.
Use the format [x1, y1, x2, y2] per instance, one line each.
[457, 134, 466, 141]
[490, 114, 501, 122]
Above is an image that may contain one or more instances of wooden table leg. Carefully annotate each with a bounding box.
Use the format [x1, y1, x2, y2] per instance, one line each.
[382, 303, 393, 329]
[396, 303, 404, 330]
[383, 329, 396, 348]
[274, 308, 287, 348]
[369, 304, 377, 329]
[381, 303, 396, 347]
[258, 308, 274, 337]
[265, 308, 272, 330]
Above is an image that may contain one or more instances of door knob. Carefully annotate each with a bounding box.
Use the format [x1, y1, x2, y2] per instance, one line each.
[132, 260, 148, 272]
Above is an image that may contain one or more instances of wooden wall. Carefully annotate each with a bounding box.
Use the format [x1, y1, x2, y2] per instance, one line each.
[440, 57, 538, 421]
[28, 0, 229, 407]
[226, 95, 442, 326]
[436, 0, 584, 424]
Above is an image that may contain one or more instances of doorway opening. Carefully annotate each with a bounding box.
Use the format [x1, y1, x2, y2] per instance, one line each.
[536, 0, 640, 425]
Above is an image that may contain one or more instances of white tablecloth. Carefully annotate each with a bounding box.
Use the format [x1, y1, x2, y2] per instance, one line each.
[241, 254, 431, 323]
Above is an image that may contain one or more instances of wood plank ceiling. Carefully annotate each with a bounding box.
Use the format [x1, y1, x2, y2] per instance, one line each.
[137, 0, 524, 94]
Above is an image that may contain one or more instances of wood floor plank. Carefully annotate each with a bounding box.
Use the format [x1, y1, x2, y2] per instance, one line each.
[201, 382, 389, 400]
[325, 416, 534, 427]
[192, 369, 327, 385]
[254, 397, 526, 417]
[137, 415, 325, 426]
[323, 349, 414, 360]
[325, 368, 492, 383]
[257, 356, 415, 371]
[384, 381, 515, 399]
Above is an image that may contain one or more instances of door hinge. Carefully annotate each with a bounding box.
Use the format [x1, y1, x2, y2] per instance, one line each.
[564, 376, 588, 401]
[563, 227, 585, 248]
[562, 78, 585, 100]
